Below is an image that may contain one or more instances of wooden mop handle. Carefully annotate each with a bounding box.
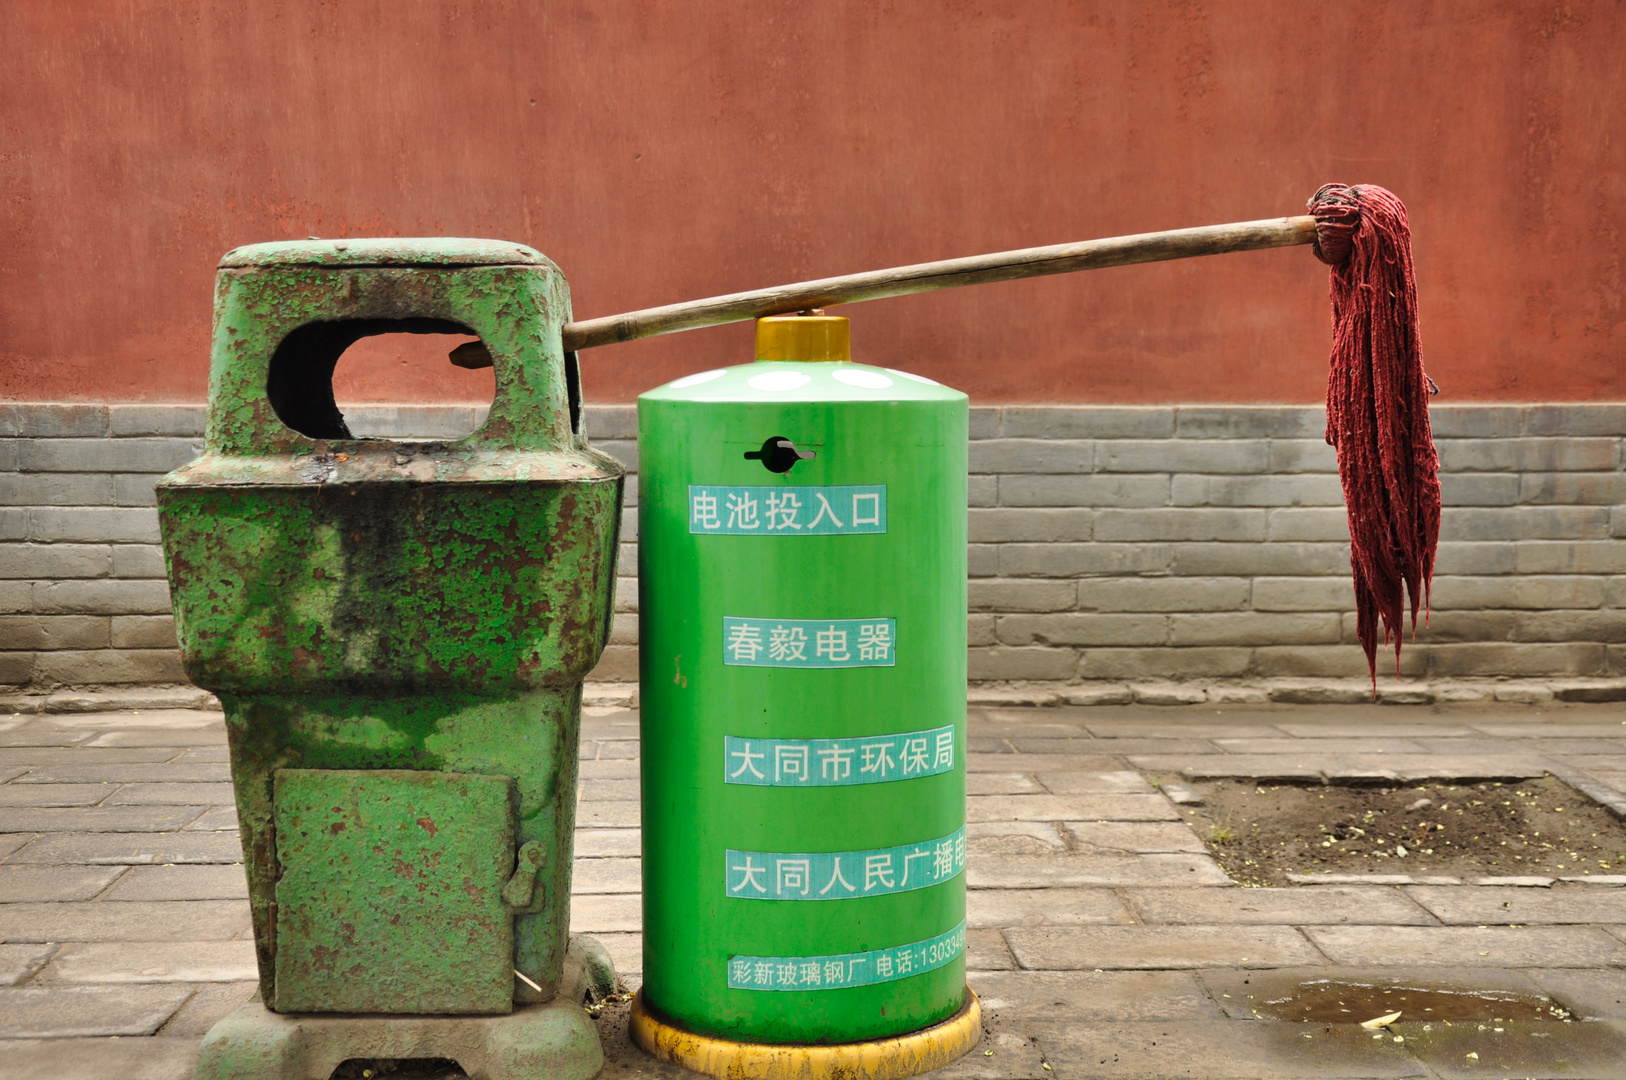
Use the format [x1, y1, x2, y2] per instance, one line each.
[559, 214, 1317, 353]
[446, 214, 1317, 367]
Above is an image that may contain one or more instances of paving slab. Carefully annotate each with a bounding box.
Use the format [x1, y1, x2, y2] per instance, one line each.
[1081, 721, 1284, 739]
[968, 854, 1232, 889]
[966, 753, 1123, 773]
[1008, 738, 1221, 757]
[584, 740, 639, 760]
[967, 794, 1179, 822]
[931, 1028, 1051, 1080]
[170, 745, 230, 763]
[35, 711, 223, 731]
[1546, 755, 1626, 776]
[0, 832, 31, 859]
[968, 888, 1133, 928]
[82, 728, 227, 747]
[573, 856, 642, 894]
[0, 1036, 198, 1080]
[967, 928, 1017, 970]
[966, 772, 1046, 795]
[0, 985, 193, 1037]
[0, 725, 95, 748]
[1527, 969, 1626, 1018]
[970, 969, 1223, 1020]
[156, 981, 259, 1036]
[0, 900, 251, 942]
[11, 762, 230, 783]
[578, 801, 641, 827]
[1335, 755, 1551, 781]
[578, 758, 641, 780]
[33, 940, 259, 984]
[0, 748, 179, 766]
[1397, 1018, 1626, 1080]
[574, 828, 641, 858]
[183, 806, 238, 831]
[101, 782, 236, 805]
[1024, 1019, 1427, 1078]
[1032, 770, 1157, 794]
[1131, 755, 1329, 781]
[101, 863, 248, 901]
[1275, 722, 1480, 738]
[0, 944, 54, 986]
[1215, 737, 1432, 755]
[1406, 884, 1626, 925]
[1465, 737, 1626, 756]
[1124, 886, 1436, 926]
[1062, 821, 1207, 853]
[967, 821, 1068, 855]
[0, 805, 206, 832]
[4, 830, 243, 864]
[968, 720, 1092, 739]
[0, 783, 115, 807]
[570, 892, 643, 934]
[580, 778, 641, 801]
[1306, 925, 1626, 967]
[0, 865, 125, 902]
[1003, 925, 1323, 970]
[1466, 723, 1626, 738]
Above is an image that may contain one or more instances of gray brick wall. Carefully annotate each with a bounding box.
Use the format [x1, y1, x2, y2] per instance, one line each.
[2, 402, 1622, 688]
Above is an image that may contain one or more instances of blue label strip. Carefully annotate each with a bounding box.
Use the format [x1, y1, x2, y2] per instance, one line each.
[727, 922, 967, 991]
[726, 827, 966, 901]
[725, 724, 955, 787]
[723, 617, 896, 668]
[689, 485, 887, 535]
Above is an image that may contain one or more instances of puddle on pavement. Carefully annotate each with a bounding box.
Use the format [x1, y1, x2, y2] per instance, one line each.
[1251, 977, 1580, 1023]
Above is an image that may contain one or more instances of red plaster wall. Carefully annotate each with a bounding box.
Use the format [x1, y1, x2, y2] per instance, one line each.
[2, 2, 1621, 405]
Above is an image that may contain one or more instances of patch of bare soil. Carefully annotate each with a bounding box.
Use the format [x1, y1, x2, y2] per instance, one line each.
[1162, 775, 1626, 887]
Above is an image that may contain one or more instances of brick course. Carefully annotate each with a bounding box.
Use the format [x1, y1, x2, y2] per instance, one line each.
[0, 402, 1621, 688]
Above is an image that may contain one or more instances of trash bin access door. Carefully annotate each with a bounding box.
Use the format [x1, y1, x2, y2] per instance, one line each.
[272, 768, 517, 1014]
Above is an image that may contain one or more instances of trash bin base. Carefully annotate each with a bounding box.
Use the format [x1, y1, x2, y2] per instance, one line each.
[195, 946, 611, 1080]
[629, 987, 981, 1080]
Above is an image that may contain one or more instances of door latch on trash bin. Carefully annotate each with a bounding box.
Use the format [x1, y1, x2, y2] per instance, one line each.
[502, 841, 547, 910]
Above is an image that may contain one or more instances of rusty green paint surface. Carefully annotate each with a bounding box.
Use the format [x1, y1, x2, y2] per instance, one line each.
[274, 768, 517, 1014]
[160, 481, 618, 692]
[225, 689, 581, 1012]
[157, 239, 621, 1016]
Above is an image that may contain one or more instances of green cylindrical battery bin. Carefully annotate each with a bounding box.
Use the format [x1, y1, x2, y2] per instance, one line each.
[634, 315, 972, 1059]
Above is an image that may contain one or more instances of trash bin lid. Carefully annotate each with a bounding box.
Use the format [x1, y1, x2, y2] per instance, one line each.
[219, 237, 549, 269]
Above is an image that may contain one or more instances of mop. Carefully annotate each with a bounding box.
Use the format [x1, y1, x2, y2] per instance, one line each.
[456, 185, 1441, 685]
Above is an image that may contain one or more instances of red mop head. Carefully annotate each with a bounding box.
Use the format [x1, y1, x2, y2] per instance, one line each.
[1309, 184, 1442, 688]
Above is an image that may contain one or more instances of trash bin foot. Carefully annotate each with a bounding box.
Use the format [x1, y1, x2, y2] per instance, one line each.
[629, 987, 981, 1080]
[196, 987, 605, 1080]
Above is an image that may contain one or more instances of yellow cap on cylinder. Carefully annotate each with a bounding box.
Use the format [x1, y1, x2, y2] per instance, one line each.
[755, 315, 850, 363]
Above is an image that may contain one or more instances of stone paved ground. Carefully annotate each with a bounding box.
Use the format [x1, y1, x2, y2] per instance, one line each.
[5, 701, 1626, 1078]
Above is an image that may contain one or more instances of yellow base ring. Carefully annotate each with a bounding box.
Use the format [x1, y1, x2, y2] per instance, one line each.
[629, 988, 982, 1080]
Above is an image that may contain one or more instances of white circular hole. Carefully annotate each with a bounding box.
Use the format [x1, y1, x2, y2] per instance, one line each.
[669, 369, 728, 388]
[831, 368, 894, 389]
[886, 368, 939, 385]
[746, 371, 811, 392]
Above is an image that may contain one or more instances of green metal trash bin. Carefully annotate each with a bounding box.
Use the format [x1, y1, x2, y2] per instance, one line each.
[634, 315, 975, 1061]
[160, 239, 622, 1080]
